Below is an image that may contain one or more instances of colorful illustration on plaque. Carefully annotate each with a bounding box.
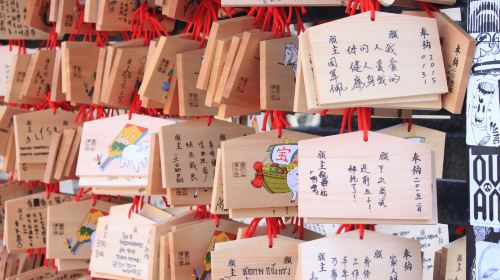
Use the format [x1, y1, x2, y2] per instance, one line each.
[162, 68, 175, 92]
[66, 209, 108, 255]
[281, 43, 299, 78]
[98, 124, 150, 172]
[84, 70, 97, 99]
[405, 133, 426, 143]
[251, 139, 299, 202]
[466, 33, 500, 147]
[203, 231, 237, 272]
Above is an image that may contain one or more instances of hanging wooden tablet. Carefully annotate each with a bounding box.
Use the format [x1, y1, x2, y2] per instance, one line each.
[212, 235, 302, 280]
[25, 0, 51, 34]
[49, 0, 59, 22]
[2, 131, 16, 173]
[441, 236, 466, 280]
[378, 123, 446, 178]
[13, 109, 75, 165]
[298, 131, 434, 221]
[177, 48, 218, 116]
[163, 70, 181, 115]
[260, 36, 299, 111]
[168, 218, 245, 279]
[46, 199, 114, 261]
[0, 46, 17, 98]
[55, 0, 79, 34]
[222, 30, 274, 107]
[163, 0, 198, 22]
[66, 47, 101, 105]
[214, 35, 241, 105]
[139, 35, 200, 103]
[76, 114, 177, 178]
[4, 192, 73, 253]
[101, 47, 148, 108]
[89, 204, 173, 280]
[96, 0, 135, 31]
[376, 223, 450, 279]
[42, 131, 63, 184]
[156, 211, 199, 280]
[0, 183, 44, 239]
[223, 129, 316, 210]
[403, 11, 476, 114]
[20, 50, 56, 101]
[211, 148, 229, 215]
[96, 0, 136, 31]
[98, 39, 146, 106]
[197, 16, 255, 91]
[0, 0, 49, 40]
[53, 128, 77, 180]
[84, 0, 98, 23]
[63, 126, 83, 179]
[159, 118, 254, 188]
[299, 230, 422, 280]
[306, 12, 448, 106]
[0, 106, 27, 157]
[60, 42, 96, 98]
[50, 49, 66, 102]
[206, 37, 233, 107]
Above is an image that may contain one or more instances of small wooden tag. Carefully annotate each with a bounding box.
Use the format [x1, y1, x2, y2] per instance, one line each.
[376, 224, 449, 279]
[76, 114, 177, 178]
[223, 129, 317, 209]
[197, 16, 255, 91]
[4, 192, 73, 253]
[212, 235, 302, 280]
[298, 131, 433, 221]
[21, 50, 56, 101]
[177, 48, 219, 116]
[442, 236, 466, 280]
[307, 12, 448, 106]
[139, 35, 201, 103]
[168, 218, 245, 279]
[299, 230, 422, 279]
[211, 148, 229, 215]
[159, 118, 254, 188]
[46, 199, 115, 260]
[0, 183, 44, 239]
[0, 0, 48, 39]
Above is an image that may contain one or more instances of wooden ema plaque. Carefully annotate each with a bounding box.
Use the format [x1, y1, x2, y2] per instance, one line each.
[46, 199, 115, 260]
[13, 110, 75, 164]
[0, 0, 48, 40]
[4, 192, 73, 253]
[159, 118, 254, 188]
[298, 131, 433, 221]
[403, 11, 476, 114]
[299, 230, 422, 279]
[222, 130, 317, 210]
[307, 12, 448, 106]
[76, 114, 177, 178]
[212, 235, 302, 280]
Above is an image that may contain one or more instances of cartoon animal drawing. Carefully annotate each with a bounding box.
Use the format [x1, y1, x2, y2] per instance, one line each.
[468, 0, 500, 33]
[120, 141, 151, 172]
[283, 43, 299, 77]
[99, 124, 149, 171]
[251, 139, 299, 202]
[68, 209, 108, 255]
[467, 33, 500, 146]
[286, 166, 299, 202]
